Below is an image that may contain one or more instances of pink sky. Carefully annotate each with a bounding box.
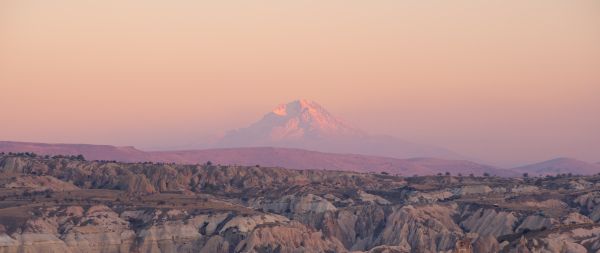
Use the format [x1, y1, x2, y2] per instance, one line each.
[1, 0, 599, 167]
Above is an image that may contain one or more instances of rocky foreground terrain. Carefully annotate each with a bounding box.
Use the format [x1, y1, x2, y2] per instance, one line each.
[0, 153, 599, 252]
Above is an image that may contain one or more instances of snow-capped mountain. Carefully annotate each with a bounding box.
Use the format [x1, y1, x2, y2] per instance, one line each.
[215, 99, 462, 159]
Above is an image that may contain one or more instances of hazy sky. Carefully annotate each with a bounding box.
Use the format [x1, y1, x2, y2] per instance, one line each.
[1, 0, 599, 167]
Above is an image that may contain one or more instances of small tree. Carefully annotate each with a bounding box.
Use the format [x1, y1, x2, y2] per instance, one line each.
[76, 154, 85, 161]
[522, 173, 529, 178]
[483, 172, 490, 177]
[445, 172, 451, 176]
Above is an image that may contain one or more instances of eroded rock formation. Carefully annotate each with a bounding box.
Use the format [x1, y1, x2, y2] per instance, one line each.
[0, 154, 599, 252]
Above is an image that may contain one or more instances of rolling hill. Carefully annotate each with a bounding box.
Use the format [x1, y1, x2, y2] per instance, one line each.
[513, 157, 600, 175]
[0, 141, 516, 176]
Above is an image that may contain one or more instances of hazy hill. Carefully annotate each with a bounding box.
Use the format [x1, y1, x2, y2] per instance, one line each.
[0, 141, 515, 176]
[0, 141, 149, 162]
[150, 147, 516, 176]
[513, 157, 600, 175]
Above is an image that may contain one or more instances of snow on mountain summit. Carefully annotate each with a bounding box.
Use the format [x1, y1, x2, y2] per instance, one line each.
[262, 99, 365, 140]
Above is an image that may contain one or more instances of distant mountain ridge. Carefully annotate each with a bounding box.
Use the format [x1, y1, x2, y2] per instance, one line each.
[0, 141, 149, 161]
[0, 141, 517, 176]
[513, 157, 600, 175]
[214, 99, 462, 159]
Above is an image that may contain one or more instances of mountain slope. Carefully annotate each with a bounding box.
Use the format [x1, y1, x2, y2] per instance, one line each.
[215, 99, 461, 159]
[0, 141, 515, 176]
[513, 157, 600, 175]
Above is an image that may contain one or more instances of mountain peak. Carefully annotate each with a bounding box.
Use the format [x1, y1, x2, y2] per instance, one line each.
[216, 100, 364, 147]
[265, 99, 363, 139]
[272, 99, 324, 116]
[213, 100, 461, 160]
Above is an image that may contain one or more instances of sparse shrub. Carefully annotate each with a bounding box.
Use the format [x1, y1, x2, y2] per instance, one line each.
[534, 179, 543, 186]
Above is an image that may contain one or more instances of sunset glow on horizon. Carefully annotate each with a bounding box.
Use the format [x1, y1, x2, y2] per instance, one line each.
[1, 0, 599, 167]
